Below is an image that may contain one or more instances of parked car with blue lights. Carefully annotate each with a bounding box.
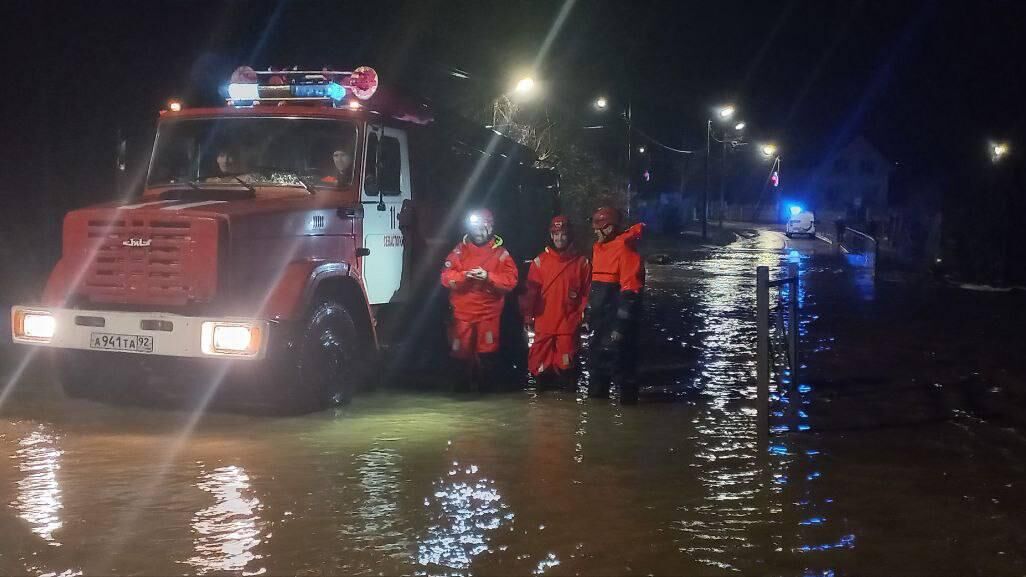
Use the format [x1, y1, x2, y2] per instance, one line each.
[785, 205, 816, 238]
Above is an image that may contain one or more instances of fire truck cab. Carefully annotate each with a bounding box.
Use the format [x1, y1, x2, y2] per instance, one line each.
[11, 66, 557, 412]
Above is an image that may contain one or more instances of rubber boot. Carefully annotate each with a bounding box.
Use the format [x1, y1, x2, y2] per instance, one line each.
[618, 377, 639, 405]
[588, 372, 611, 399]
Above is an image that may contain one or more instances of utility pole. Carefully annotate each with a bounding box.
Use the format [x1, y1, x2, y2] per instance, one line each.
[702, 119, 710, 240]
[719, 139, 727, 228]
[625, 99, 632, 220]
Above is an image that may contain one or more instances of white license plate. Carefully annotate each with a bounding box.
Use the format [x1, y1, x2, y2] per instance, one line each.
[89, 333, 154, 353]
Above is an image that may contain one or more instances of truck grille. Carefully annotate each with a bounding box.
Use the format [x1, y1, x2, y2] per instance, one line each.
[81, 215, 219, 306]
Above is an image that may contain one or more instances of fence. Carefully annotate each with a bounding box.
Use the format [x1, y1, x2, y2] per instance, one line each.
[756, 264, 799, 448]
[838, 226, 878, 276]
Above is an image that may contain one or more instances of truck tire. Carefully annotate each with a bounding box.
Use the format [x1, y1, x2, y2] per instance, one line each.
[56, 355, 94, 400]
[288, 298, 367, 412]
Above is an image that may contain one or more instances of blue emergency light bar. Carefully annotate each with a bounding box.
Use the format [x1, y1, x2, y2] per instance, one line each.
[227, 81, 346, 103]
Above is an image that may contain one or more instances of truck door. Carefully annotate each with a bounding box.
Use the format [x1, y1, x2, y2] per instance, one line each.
[362, 126, 410, 304]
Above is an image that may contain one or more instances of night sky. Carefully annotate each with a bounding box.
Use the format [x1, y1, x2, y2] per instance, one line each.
[2, 0, 1024, 205]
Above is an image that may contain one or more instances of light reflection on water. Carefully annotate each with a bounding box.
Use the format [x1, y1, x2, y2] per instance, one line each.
[673, 239, 775, 572]
[416, 461, 514, 576]
[12, 426, 64, 545]
[187, 465, 266, 575]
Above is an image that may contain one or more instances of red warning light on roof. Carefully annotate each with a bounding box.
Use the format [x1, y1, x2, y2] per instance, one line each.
[344, 66, 378, 100]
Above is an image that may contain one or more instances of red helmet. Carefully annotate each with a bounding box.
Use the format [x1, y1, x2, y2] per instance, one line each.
[549, 215, 572, 235]
[466, 208, 494, 228]
[591, 206, 621, 230]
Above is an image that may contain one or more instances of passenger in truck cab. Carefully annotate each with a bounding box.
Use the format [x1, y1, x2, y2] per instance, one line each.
[441, 209, 519, 391]
[320, 146, 354, 186]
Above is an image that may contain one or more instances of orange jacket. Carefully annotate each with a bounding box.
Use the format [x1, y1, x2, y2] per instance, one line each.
[591, 223, 645, 292]
[520, 246, 591, 335]
[440, 236, 519, 321]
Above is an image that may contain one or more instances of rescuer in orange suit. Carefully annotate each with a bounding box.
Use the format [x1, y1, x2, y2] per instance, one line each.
[520, 216, 591, 385]
[587, 206, 645, 404]
[440, 209, 519, 388]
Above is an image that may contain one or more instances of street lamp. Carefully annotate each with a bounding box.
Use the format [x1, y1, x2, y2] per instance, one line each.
[734, 121, 746, 131]
[761, 143, 779, 158]
[638, 145, 646, 154]
[991, 141, 1010, 163]
[514, 76, 536, 96]
[704, 104, 737, 238]
[592, 96, 635, 219]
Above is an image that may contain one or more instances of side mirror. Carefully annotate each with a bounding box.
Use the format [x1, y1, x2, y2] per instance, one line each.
[364, 173, 379, 195]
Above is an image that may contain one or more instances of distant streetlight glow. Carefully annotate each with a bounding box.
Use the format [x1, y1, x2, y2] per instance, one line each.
[638, 146, 646, 154]
[717, 105, 735, 120]
[734, 121, 746, 131]
[761, 143, 778, 158]
[595, 97, 608, 110]
[991, 141, 1010, 162]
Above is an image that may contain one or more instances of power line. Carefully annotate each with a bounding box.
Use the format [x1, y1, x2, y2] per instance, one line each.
[631, 124, 694, 154]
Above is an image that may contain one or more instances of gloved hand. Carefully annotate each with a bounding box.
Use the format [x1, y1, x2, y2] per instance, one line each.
[599, 331, 623, 354]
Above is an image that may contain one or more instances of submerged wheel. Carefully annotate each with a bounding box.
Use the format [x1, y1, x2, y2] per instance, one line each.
[56, 355, 94, 400]
[287, 298, 370, 412]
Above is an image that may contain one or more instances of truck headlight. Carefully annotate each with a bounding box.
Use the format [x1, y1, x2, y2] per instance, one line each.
[13, 309, 56, 342]
[201, 322, 261, 356]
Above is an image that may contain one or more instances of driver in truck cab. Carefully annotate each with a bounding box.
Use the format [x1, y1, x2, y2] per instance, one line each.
[440, 209, 519, 390]
[203, 146, 244, 182]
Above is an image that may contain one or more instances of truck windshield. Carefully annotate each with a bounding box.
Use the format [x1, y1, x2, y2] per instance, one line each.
[147, 117, 358, 190]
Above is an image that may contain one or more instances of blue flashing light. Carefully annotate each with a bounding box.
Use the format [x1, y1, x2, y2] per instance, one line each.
[292, 82, 346, 101]
[789, 205, 803, 216]
[799, 516, 826, 526]
[228, 83, 259, 101]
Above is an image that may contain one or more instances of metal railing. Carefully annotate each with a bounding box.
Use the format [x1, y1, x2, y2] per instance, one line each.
[756, 264, 799, 447]
[838, 226, 878, 276]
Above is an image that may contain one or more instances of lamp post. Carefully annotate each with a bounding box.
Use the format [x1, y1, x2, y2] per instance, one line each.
[756, 143, 781, 222]
[718, 119, 745, 228]
[704, 105, 735, 239]
[593, 96, 634, 219]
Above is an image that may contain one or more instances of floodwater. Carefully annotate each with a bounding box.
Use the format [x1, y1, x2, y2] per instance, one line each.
[2, 228, 1026, 576]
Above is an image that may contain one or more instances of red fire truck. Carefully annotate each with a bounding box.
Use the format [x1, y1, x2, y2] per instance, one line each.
[11, 66, 557, 411]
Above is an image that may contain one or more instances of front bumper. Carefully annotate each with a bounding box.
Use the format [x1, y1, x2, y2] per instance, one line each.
[10, 306, 272, 360]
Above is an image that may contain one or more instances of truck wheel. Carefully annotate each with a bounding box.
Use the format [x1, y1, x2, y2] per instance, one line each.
[56, 354, 116, 402]
[56, 356, 92, 400]
[290, 298, 365, 411]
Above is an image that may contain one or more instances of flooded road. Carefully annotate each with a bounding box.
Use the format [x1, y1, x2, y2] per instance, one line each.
[2, 228, 1026, 576]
